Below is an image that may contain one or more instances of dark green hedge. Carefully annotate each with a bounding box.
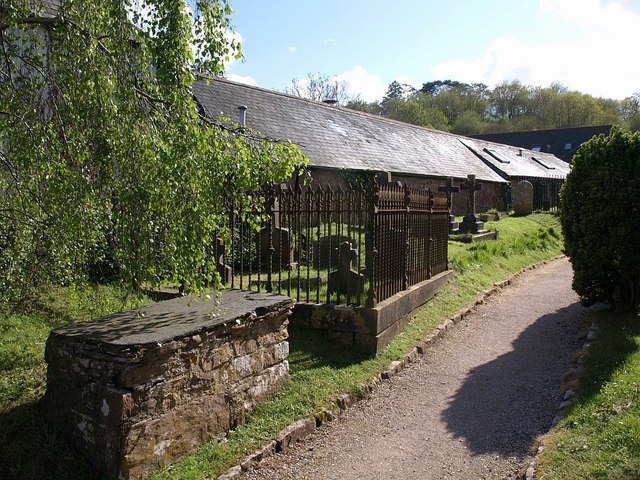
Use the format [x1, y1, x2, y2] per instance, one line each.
[561, 127, 640, 312]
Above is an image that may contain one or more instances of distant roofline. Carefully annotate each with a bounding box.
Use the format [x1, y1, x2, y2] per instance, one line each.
[193, 76, 561, 183]
[471, 124, 613, 137]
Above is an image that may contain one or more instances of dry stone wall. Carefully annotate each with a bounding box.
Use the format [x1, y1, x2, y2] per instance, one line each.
[44, 289, 294, 480]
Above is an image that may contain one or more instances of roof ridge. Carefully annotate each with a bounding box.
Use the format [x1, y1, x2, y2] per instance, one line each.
[194, 75, 476, 142]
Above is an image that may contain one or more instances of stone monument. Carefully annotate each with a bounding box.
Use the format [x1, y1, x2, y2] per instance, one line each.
[44, 290, 294, 479]
[458, 174, 485, 233]
[328, 241, 365, 297]
[438, 176, 460, 233]
[513, 180, 534, 216]
[259, 199, 295, 270]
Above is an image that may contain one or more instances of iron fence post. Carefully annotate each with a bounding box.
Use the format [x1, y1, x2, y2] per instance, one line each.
[403, 183, 410, 291]
[366, 177, 379, 308]
[265, 185, 274, 293]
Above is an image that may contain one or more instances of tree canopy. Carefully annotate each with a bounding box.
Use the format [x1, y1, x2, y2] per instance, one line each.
[347, 79, 636, 134]
[0, 0, 306, 299]
[285, 72, 357, 106]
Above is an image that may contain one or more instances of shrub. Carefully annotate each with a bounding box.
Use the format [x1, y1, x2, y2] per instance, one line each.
[561, 128, 640, 312]
[486, 208, 501, 219]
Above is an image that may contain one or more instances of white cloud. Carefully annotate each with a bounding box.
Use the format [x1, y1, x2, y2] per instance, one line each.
[431, 0, 640, 99]
[288, 46, 298, 54]
[225, 74, 258, 86]
[331, 65, 388, 102]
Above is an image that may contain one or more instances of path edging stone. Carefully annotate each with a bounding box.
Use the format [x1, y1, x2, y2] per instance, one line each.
[217, 255, 567, 480]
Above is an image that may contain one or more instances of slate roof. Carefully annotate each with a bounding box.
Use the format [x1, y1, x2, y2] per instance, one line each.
[470, 125, 612, 162]
[460, 138, 571, 179]
[193, 77, 508, 184]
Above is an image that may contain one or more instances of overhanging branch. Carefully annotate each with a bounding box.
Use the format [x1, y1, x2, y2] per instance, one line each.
[0, 16, 59, 32]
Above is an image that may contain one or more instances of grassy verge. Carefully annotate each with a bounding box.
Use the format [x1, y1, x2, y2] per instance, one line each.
[0, 285, 151, 479]
[536, 310, 640, 479]
[0, 213, 564, 479]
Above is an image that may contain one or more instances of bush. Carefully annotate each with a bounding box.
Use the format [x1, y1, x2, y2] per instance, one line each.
[561, 127, 640, 312]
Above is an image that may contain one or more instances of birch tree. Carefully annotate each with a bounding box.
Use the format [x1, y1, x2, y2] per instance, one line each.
[0, 0, 306, 299]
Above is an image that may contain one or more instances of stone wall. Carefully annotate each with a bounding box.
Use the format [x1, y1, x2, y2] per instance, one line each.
[300, 168, 507, 215]
[449, 181, 506, 215]
[292, 270, 453, 352]
[44, 289, 294, 480]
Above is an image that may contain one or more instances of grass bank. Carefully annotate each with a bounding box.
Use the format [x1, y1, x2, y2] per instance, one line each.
[536, 310, 640, 479]
[0, 213, 564, 479]
[0, 285, 151, 479]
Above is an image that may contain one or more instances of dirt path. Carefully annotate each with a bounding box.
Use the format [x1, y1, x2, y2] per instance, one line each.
[242, 257, 591, 480]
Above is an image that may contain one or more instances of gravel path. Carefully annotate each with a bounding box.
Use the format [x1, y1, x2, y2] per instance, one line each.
[242, 257, 591, 480]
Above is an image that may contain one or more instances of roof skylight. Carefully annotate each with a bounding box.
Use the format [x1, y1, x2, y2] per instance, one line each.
[532, 156, 556, 170]
[483, 148, 510, 164]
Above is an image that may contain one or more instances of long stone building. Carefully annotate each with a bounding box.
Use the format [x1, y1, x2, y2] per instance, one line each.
[193, 77, 570, 214]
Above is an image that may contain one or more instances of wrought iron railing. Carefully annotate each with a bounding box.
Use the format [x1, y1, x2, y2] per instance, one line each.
[369, 183, 449, 306]
[215, 181, 449, 307]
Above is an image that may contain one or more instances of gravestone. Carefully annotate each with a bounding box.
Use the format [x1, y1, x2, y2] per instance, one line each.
[214, 238, 233, 285]
[328, 241, 365, 297]
[438, 176, 460, 233]
[513, 180, 534, 216]
[313, 235, 358, 269]
[259, 197, 296, 271]
[259, 226, 296, 270]
[458, 174, 485, 233]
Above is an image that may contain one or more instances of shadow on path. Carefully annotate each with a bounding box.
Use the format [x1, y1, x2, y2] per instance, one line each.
[441, 301, 594, 457]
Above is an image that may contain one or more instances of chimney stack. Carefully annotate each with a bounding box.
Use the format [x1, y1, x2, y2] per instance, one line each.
[238, 105, 248, 126]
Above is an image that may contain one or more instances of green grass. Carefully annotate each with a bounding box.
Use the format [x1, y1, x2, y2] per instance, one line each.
[0, 285, 150, 410]
[0, 213, 565, 479]
[0, 285, 151, 479]
[536, 311, 640, 479]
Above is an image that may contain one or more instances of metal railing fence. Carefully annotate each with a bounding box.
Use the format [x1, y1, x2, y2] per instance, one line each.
[215, 181, 449, 307]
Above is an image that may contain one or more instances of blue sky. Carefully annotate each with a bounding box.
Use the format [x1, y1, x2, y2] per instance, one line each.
[222, 0, 640, 101]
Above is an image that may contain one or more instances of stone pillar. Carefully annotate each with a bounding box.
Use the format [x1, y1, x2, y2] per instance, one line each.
[438, 177, 460, 233]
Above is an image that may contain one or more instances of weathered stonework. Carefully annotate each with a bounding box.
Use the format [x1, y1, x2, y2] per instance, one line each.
[44, 289, 294, 480]
[292, 269, 453, 352]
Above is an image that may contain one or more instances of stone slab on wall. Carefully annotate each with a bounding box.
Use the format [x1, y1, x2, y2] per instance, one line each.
[44, 289, 294, 480]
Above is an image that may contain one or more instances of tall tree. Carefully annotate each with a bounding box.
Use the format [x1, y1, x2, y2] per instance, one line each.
[345, 99, 382, 115]
[545, 92, 606, 128]
[0, 0, 306, 299]
[380, 80, 416, 116]
[285, 72, 356, 105]
[620, 92, 640, 130]
[489, 80, 529, 119]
